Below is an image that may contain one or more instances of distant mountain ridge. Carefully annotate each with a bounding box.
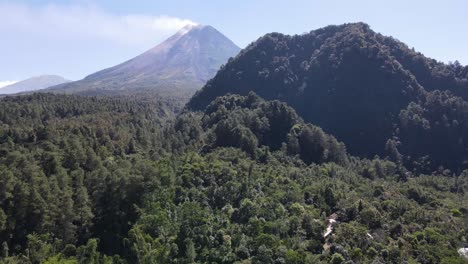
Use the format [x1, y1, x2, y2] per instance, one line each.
[0, 75, 69, 95]
[47, 24, 240, 96]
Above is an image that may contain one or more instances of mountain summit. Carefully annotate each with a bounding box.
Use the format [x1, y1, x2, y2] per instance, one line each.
[49, 24, 240, 95]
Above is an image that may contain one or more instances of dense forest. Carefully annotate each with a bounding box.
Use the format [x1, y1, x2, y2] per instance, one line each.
[187, 23, 468, 173]
[0, 93, 467, 263]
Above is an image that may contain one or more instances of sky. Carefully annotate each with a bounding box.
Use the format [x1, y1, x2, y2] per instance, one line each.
[1, 0, 467, 87]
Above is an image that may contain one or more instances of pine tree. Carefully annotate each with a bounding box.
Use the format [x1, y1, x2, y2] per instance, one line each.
[72, 169, 94, 242]
[185, 238, 196, 263]
[1, 241, 8, 258]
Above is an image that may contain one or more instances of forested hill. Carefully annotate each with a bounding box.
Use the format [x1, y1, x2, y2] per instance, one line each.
[177, 92, 348, 165]
[187, 23, 468, 172]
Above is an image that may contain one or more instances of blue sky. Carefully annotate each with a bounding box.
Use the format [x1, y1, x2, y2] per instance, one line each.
[1, 0, 467, 86]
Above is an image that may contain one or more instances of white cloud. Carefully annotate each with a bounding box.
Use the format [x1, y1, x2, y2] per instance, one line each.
[0, 81, 18, 89]
[0, 3, 197, 46]
[0, 2, 198, 80]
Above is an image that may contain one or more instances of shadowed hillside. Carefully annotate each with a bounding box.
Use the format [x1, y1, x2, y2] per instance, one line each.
[188, 23, 468, 172]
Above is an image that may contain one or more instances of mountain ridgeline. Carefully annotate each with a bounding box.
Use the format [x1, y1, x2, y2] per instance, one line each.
[188, 23, 468, 173]
[0, 75, 69, 95]
[47, 25, 240, 100]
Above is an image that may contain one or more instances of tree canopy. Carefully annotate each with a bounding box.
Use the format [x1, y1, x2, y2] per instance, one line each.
[0, 93, 467, 263]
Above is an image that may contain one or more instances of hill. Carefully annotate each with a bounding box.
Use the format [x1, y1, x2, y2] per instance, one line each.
[0, 75, 69, 95]
[187, 23, 468, 172]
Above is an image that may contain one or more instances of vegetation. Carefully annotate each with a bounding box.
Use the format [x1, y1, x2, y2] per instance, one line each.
[0, 93, 467, 263]
[187, 23, 468, 173]
[395, 90, 468, 173]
